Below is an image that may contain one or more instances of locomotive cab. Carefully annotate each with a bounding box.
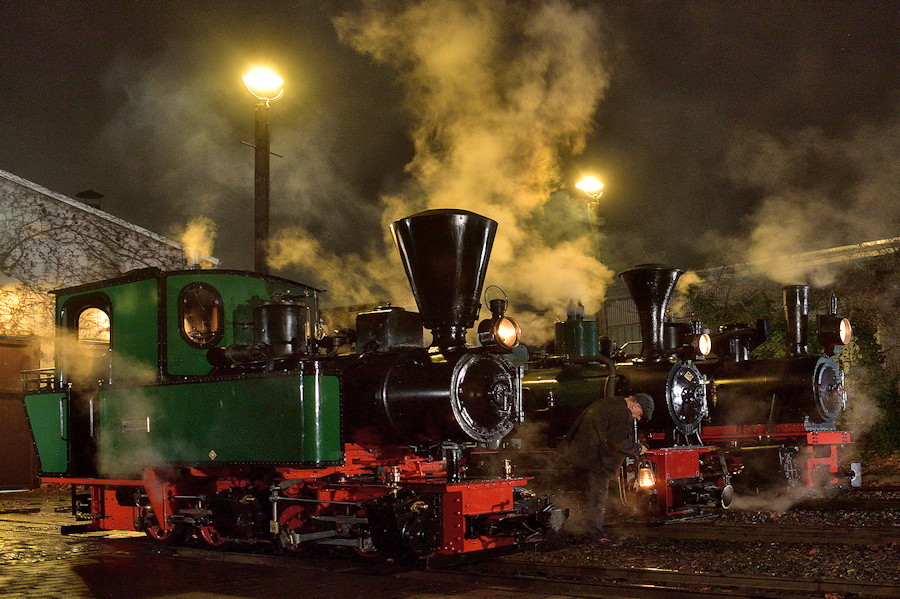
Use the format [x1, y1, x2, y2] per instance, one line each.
[24, 267, 329, 479]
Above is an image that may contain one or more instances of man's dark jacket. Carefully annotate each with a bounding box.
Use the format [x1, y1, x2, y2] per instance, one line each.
[563, 396, 642, 475]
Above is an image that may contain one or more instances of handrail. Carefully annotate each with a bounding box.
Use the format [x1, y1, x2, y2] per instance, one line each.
[21, 368, 56, 392]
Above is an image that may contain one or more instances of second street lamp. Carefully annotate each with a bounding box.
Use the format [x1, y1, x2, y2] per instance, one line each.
[575, 175, 604, 199]
[575, 175, 604, 231]
[243, 66, 284, 275]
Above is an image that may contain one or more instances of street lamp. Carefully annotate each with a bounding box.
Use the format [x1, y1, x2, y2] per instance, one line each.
[243, 66, 284, 275]
[575, 176, 603, 199]
[575, 176, 604, 230]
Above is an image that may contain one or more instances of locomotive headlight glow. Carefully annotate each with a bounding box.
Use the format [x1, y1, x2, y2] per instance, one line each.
[839, 318, 852, 345]
[817, 315, 853, 354]
[697, 332, 712, 356]
[495, 316, 522, 348]
[478, 316, 522, 349]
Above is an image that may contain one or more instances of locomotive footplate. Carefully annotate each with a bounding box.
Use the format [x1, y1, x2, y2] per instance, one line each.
[402, 477, 549, 556]
[702, 426, 853, 488]
[641, 446, 732, 521]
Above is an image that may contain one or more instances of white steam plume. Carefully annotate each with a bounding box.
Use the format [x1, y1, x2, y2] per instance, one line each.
[670, 269, 704, 316]
[172, 217, 217, 267]
[269, 0, 614, 336]
[717, 109, 900, 286]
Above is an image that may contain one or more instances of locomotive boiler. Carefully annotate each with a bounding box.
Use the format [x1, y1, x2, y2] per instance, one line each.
[22, 208, 565, 561]
[339, 210, 522, 449]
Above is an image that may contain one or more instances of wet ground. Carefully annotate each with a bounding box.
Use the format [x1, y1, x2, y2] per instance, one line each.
[526, 479, 900, 592]
[2, 480, 898, 598]
[0, 489, 492, 599]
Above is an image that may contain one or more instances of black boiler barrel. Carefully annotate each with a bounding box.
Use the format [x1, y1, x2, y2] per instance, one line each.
[341, 348, 521, 445]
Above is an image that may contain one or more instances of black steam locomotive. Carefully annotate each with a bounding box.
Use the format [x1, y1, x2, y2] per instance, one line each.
[698, 281, 854, 490]
[486, 264, 855, 521]
[23, 209, 566, 561]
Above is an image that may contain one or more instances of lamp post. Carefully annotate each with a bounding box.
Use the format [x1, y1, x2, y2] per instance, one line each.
[243, 66, 284, 275]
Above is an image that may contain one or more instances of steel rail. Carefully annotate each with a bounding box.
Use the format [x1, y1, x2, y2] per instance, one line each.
[610, 521, 900, 544]
[436, 557, 900, 599]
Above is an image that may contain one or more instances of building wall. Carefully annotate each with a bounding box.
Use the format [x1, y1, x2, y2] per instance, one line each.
[0, 337, 40, 489]
[0, 169, 218, 358]
[0, 170, 218, 488]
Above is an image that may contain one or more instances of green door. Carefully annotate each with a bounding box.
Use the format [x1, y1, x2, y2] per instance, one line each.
[23, 392, 69, 475]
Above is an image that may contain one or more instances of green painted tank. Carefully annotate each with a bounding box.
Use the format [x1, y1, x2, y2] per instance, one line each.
[97, 369, 341, 477]
[554, 319, 599, 357]
[23, 267, 339, 479]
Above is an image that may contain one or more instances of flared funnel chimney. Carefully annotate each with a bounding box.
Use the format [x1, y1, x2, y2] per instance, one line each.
[390, 209, 496, 349]
[619, 264, 683, 362]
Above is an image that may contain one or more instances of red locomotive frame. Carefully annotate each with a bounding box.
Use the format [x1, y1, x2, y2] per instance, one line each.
[45, 443, 536, 557]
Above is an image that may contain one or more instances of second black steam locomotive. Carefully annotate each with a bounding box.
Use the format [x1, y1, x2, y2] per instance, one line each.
[487, 264, 855, 521]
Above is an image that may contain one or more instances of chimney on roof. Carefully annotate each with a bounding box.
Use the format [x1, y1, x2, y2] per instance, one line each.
[75, 189, 104, 210]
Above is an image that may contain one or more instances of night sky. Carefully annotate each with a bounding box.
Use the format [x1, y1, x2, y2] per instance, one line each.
[1, 1, 897, 331]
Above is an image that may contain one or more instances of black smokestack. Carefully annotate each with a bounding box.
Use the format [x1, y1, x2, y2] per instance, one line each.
[783, 285, 809, 357]
[619, 264, 683, 362]
[390, 209, 496, 349]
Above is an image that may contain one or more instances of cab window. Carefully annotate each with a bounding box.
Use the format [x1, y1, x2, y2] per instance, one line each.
[179, 283, 223, 348]
[60, 293, 112, 388]
[77, 307, 110, 357]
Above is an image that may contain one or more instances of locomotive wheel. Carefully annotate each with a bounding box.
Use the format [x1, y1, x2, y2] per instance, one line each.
[351, 536, 383, 560]
[145, 524, 174, 543]
[351, 508, 383, 560]
[275, 504, 314, 554]
[145, 523, 189, 546]
[198, 525, 226, 546]
[141, 508, 188, 546]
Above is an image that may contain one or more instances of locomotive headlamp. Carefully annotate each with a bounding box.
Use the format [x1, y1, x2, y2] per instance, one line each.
[677, 332, 712, 359]
[477, 286, 521, 349]
[696, 332, 712, 357]
[478, 300, 522, 349]
[817, 315, 852, 355]
[665, 321, 711, 360]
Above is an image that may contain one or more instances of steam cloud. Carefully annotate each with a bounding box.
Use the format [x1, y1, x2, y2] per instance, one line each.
[93, 2, 615, 342]
[269, 0, 615, 340]
[670, 269, 704, 316]
[173, 217, 218, 266]
[711, 110, 900, 286]
[92, 2, 900, 347]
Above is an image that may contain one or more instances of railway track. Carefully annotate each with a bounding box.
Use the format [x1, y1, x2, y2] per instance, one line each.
[92, 539, 900, 599]
[427, 557, 900, 599]
[4, 491, 898, 598]
[610, 521, 900, 544]
[5, 513, 898, 598]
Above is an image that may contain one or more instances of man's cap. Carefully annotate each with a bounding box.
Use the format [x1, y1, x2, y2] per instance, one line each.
[632, 393, 654, 420]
